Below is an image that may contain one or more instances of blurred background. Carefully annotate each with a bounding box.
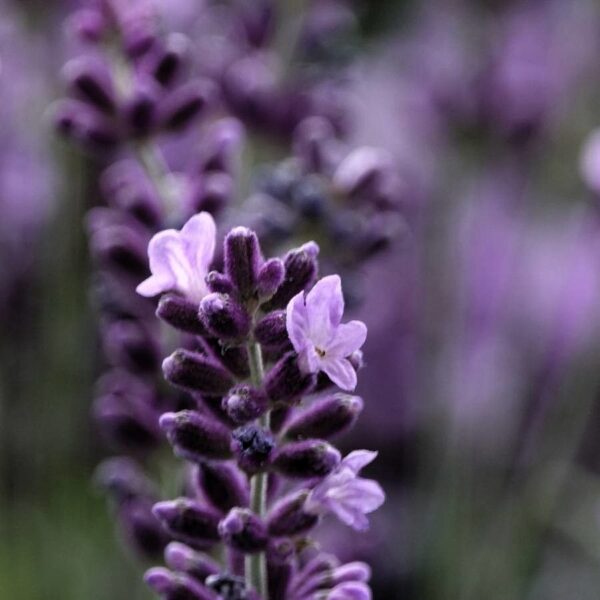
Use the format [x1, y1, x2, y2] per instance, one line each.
[4, 0, 600, 598]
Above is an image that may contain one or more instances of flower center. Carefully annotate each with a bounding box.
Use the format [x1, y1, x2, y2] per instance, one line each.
[316, 347, 326, 358]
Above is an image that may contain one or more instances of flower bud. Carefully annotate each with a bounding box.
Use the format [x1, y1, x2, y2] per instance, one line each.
[224, 227, 262, 300]
[254, 310, 289, 350]
[63, 57, 116, 114]
[222, 384, 268, 424]
[264, 352, 315, 404]
[145, 567, 216, 600]
[283, 394, 363, 440]
[196, 462, 249, 512]
[256, 258, 285, 299]
[160, 411, 232, 462]
[199, 293, 251, 340]
[201, 338, 250, 380]
[157, 294, 207, 335]
[219, 508, 268, 553]
[231, 425, 274, 475]
[153, 499, 221, 548]
[267, 490, 318, 537]
[205, 271, 234, 295]
[164, 542, 220, 582]
[262, 242, 319, 310]
[327, 581, 372, 600]
[332, 562, 371, 585]
[163, 349, 235, 395]
[159, 80, 214, 131]
[271, 440, 341, 479]
[267, 538, 294, 600]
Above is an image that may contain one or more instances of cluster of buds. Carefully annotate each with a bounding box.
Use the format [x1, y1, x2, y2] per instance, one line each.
[190, 0, 356, 139]
[243, 116, 407, 303]
[135, 213, 384, 599]
[53, 0, 215, 150]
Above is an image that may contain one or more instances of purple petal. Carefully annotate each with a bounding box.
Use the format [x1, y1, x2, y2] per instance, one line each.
[322, 358, 357, 391]
[286, 291, 309, 352]
[136, 229, 182, 297]
[181, 212, 216, 274]
[306, 275, 344, 344]
[327, 581, 372, 600]
[341, 450, 378, 474]
[330, 478, 385, 515]
[327, 321, 367, 359]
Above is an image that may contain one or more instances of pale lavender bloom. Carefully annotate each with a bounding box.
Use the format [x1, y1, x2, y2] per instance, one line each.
[580, 128, 600, 194]
[286, 275, 367, 391]
[137, 212, 216, 302]
[325, 581, 372, 600]
[305, 450, 384, 531]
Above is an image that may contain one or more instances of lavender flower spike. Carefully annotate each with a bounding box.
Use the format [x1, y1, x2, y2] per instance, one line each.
[286, 275, 367, 391]
[304, 450, 384, 531]
[137, 212, 216, 302]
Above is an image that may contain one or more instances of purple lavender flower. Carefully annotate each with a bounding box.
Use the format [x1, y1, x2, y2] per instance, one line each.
[304, 450, 384, 531]
[286, 275, 367, 391]
[136, 212, 216, 302]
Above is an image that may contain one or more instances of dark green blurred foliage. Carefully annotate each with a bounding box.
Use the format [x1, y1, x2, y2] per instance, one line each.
[0, 146, 150, 599]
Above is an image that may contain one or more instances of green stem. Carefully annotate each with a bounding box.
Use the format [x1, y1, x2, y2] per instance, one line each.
[245, 341, 269, 599]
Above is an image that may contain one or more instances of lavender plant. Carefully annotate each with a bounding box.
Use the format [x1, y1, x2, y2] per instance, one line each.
[51, 1, 390, 598]
[138, 212, 384, 599]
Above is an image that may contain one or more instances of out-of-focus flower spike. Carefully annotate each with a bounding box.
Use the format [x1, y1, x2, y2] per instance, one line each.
[159, 80, 215, 132]
[63, 57, 116, 115]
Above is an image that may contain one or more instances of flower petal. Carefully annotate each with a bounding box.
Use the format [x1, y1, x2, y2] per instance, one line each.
[286, 291, 310, 352]
[181, 212, 216, 273]
[136, 230, 183, 297]
[327, 582, 372, 600]
[322, 358, 357, 391]
[342, 450, 378, 474]
[306, 275, 344, 344]
[136, 274, 172, 297]
[328, 321, 367, 358]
